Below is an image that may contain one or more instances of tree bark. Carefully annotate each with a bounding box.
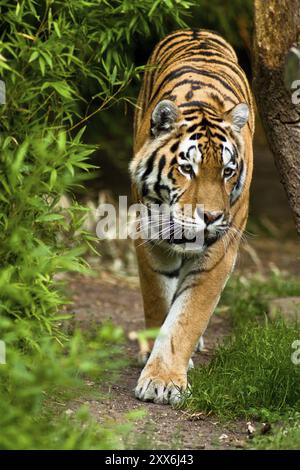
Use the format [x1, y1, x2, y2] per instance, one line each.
[253, 0, 300, 234]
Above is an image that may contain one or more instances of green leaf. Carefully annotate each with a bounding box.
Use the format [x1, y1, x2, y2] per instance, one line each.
[29, 50, 39, 63]
[38, 56, 45, 76]
[49, 169, 57, 189]
[53, 22, 62, 38]
[41, 81, 74, 100]
[36, 213, 65, 223]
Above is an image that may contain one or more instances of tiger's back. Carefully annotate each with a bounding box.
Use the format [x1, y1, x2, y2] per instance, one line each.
[134, 29, 254, 152]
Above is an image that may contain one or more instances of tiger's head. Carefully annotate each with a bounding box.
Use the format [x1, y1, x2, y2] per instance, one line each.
[130, 98, 249, 253]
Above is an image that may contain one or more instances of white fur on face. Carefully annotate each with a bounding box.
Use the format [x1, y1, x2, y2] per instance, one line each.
[222, 140, 234, 165]
[178, 138, 202, 178]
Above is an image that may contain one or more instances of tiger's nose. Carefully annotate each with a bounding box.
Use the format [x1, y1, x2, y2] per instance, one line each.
[204, 211, 223, 225]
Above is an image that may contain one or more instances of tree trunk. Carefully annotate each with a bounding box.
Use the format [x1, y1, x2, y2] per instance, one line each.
[253, 0, 300, 234]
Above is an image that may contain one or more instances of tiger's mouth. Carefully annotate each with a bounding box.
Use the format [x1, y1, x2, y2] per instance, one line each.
[138, 200, 230, 252]
[166, 225, 228, 248]
[150, 216, 229, 251]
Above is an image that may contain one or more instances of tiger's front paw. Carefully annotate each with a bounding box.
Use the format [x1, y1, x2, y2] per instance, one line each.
[134, 364, 187, 405]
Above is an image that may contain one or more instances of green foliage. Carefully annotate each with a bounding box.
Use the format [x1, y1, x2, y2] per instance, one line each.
[0, 322, 130, 450]
[0, 0, 196, 132]
[0, 0, 197, 449]
[253, 415, 300, 450]
[184, 273, 300, 423]
[220, 272, 300, 327]
[0, 129, 95, 341]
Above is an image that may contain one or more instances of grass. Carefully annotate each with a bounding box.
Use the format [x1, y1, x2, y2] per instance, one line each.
[220, 271, 300, 327]
[183, 271, 300, 448]
[253, 415, 300, 450]
[186, 320, 300, 420]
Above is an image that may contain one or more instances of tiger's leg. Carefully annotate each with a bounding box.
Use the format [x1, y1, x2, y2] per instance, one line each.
[135, 244, 180, 364]
[134, 241, 238, 404]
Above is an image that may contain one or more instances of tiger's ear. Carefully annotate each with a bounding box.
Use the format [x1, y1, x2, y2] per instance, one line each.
[224, 103, 249, 132]
[151, 100, 178, 137]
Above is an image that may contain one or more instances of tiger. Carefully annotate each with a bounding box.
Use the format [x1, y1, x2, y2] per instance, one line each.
[129, 29, 254, 405]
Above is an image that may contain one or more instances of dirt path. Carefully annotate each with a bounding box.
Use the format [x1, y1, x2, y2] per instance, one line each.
[66, 272, 251, 450]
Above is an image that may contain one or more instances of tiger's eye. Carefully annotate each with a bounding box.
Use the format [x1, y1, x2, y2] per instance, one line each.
[223, 167, 235, 178]
[181, 164, 193, 174]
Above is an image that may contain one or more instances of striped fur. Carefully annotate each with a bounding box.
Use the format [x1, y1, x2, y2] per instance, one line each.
[130, 29, 254, 405]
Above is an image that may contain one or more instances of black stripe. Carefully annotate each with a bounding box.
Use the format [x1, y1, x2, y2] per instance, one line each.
[179, 100, 214, 110]
[180, 102, 229, 120]
[210, 131, 227, 142]
[150, 66, 240, 106]
[178, 151, 189, 161]
[142, 182, 148, 197]
[141, 151, 157, 181]
[170, 78, 204, 92]
[155, 42, 197, 76]
[154, 257, 185, 278]
[158, 154, 166, 172]
[177, 234, 240, 289]
[154, 154, 166, 197]
[230, 159, 245, 205]
[189, 133, 201, 140]
[145, 195, 161, 204]
[154, 267, 181, 278]
[157, 30, 235, 63]
[185, 59, 248, 100]
[169, 49, 226, 60]
[145, 29, 239, 108]
[182, 108, 202, 115]
[182, 106, 226, 127]
[152, 31, 193, 60]
[198, 33, 236, 57]
[146, 30, 191, 101]
[149, 36, 195, 93]
[187, 123, 199, 133]
[171, 282, 199, 304]
[149, 37, 195, 94]
[179, 252, 226, 284]
[170, 190, 183, 204]
[158, 85, 235, 109]
[158, 50, 226, 76]
[179, 58, 249, 101]
[185, 90, 194, 101]
[167, 167, 177, 184]
[170, 141, 179, 153]
[185, 115, 199, 121]
[155, 184, 171, 198]
[192, 29, 198, 40]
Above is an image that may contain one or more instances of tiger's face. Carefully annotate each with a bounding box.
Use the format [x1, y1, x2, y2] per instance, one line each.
[130, 100, 249, 253]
